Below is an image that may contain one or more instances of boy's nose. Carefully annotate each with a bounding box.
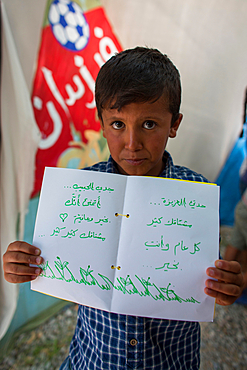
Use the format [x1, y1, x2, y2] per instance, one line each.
[124, 128, 143, 151]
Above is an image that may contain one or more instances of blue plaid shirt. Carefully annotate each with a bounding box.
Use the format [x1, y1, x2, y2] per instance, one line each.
[61, 152, 208, 370]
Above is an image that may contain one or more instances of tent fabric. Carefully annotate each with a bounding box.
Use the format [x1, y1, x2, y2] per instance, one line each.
[102, 0, 247, 182]
[0, 2, 41, 340]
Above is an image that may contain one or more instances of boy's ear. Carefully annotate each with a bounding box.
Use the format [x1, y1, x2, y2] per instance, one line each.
[169, 113, 183, 138]
[100, 119, 106, 138]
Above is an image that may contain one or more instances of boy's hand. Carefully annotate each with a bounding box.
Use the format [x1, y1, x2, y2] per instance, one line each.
[204, 259, 244, 305]
[3, 241, 43, 283]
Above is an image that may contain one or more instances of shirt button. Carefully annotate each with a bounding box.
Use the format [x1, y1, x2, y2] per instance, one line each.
[129, 338, 138, 346]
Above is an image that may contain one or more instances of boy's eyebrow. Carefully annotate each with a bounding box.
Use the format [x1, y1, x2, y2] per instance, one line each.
[103, 115, 123, 121]
[103, 113, 168, 121]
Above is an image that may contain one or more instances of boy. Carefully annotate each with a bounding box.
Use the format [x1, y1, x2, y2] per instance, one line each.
[3, 47, 244, 370]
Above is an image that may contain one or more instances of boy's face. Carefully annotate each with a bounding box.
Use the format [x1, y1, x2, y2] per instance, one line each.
[100, 97, 182, 177]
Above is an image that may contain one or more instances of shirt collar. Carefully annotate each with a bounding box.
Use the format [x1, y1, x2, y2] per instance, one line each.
[107, 151, 174, 178]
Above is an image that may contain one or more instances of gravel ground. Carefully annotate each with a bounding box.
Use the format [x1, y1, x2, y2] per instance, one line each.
[0, 303, 246, 370]
[1, 227, 246, 369]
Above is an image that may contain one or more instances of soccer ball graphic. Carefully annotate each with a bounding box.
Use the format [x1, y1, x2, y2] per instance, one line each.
[48, 0, 90, 51]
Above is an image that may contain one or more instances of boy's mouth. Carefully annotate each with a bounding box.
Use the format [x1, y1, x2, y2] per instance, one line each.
[124, 158, 146, 166]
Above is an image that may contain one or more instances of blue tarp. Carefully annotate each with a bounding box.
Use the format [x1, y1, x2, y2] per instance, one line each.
[216, 126, 247, 226]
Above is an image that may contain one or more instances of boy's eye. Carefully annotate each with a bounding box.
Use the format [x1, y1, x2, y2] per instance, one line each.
[111, 121, 125, 130]
[143, 120, 156, 130]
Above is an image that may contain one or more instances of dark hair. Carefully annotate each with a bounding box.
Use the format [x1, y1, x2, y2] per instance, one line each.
[95, 47, 181, 125]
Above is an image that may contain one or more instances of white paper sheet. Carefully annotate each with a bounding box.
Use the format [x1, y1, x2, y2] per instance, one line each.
[32, 167, 219, 322]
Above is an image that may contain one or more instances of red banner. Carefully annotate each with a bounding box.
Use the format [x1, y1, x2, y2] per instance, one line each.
[31, 0, 122, 197]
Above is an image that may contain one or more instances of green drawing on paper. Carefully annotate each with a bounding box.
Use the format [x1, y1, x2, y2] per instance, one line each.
[74, 213, 94, 223]
[161, 197, 187, 208]
[155, 261, 180, 271]
[79, 230, 106, 241]
[164, 218, 192, 228]
[145, 237, 201, 255]
[65, 193, 101, 208]
[94, 216, 110, 225]
[50, 226, 106, 241]
[188, 200, 206, 209]
[64, 193, 80, 206]
[150, 197, 206, 209]
[61, 229, 78, 238]
[55, 257, 75, 281]
[72, 182, 114, 193]
[59, 213, 68, 222]
[40, 258, 200, 305]
[174, 241, 200, 255]
[147, 216, 192, 228]
[190, 242, 201, 254]
[147, 217, 163, 227]
[145, 235, 169, 251]
[173, 240, 188, 255]
[50, 227, 66, 236]
[73, 213, 110, 225]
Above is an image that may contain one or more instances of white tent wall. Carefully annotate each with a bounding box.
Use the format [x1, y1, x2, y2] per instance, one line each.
[1, 0, 247, 345]
[0, 0, 42, 342]
[101, 0, 247, 181]
[1, 0, 46, 91]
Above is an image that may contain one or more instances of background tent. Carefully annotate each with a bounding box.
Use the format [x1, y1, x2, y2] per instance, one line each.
[1, 0, 247, 351]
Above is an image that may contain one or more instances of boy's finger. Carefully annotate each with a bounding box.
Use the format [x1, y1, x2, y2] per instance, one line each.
[4, 263, 43, 277]
[206, 267, 243, 286]
[7, 241, 41, 256]
[204, 287, 237, 306]
[214, 259, 241, 274]
[3, 251, 43, 266]
[205, 278, 241, 297]
[4, 272, 40, 284]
